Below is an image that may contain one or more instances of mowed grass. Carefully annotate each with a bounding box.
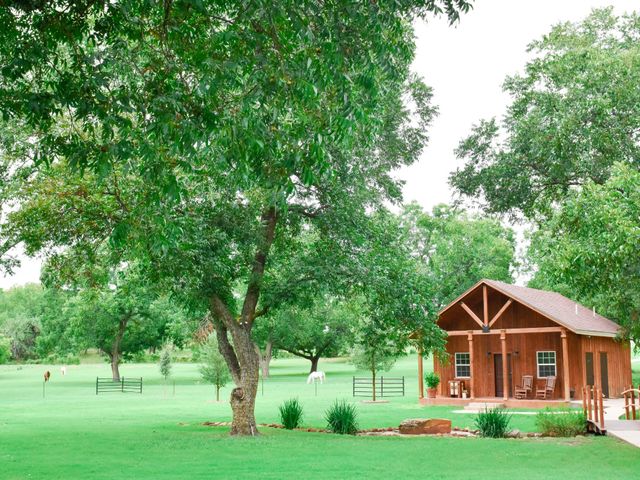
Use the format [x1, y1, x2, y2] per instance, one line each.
[1, 356, 639, 480]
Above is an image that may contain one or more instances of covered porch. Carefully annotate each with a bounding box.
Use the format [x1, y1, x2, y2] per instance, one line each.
[419, 396, 569, 409]
[417, 282, 576, 405]
[417, 325, 572, 404]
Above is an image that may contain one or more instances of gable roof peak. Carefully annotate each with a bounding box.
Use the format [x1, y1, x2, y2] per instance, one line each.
[440, 278, 620, 338]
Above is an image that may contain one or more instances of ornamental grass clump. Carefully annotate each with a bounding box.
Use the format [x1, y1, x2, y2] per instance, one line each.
[536, 408, 586, 437]
[475, 407, 512, 438]
[325, 400, 359, 435]
[279, 398, 304, 430]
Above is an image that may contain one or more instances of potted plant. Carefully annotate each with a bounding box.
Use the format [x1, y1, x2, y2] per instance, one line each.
[424, 372, 440, 398]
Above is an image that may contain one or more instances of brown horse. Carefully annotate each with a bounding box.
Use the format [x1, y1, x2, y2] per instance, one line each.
[44, 370, 51, 382]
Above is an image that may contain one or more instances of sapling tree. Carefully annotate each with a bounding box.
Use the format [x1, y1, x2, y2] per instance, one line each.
[351, 330, 400, 402]
[199, 335, 231, 402]
[159, 346, 172, 382]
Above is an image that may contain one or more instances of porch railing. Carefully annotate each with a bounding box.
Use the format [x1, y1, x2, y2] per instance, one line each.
[582, 385, 605, 433]
[622, 386, 640, 420]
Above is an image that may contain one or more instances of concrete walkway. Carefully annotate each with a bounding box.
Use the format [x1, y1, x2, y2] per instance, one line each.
[599, 398, 640, 448]
[456, 398, 640, 446]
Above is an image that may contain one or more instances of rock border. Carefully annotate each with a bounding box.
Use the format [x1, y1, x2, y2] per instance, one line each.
[201, 421, 550, 438]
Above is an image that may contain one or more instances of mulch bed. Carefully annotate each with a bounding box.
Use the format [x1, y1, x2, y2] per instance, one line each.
[200, 421, 545, 438]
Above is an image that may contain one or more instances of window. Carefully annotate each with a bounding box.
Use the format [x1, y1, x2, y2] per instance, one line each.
[455, 352, 471, 378]
[537, 351, 556, 378]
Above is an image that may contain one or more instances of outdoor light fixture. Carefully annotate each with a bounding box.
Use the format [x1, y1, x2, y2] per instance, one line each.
[486, 352, 492, 357]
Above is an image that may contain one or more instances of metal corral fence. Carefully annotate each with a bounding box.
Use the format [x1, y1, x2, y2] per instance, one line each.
[352, 376, 405, 398]
[96, 377, 143, 394]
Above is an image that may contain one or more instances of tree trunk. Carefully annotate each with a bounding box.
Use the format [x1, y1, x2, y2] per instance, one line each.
[257, 340, 273, 379]
[111, 353, 121, 382]
[211, 302, 261, 436]
[230, 381, 258, 435]
[110, 316, 129, 381]
[309, 356, 320, 374]
[372, 368, 377, 402]
[262, 340, 272, 378]
[216, 385, 220, 402]
[228, 333, 260, 436]
[210, 207, 277, 436]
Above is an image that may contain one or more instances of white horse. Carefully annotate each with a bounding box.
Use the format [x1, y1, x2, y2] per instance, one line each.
[307, 371, 326, 384]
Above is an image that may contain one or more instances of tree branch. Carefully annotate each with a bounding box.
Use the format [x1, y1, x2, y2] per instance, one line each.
[279, 346, 313, 360]
[210, 313, 242, 385]
[242, 206, 277, 326]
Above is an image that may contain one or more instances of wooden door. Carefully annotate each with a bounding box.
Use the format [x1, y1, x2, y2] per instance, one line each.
[585, 352, 594, 386]
[600, 352, 609, 398]
[494, 354, 512, 398]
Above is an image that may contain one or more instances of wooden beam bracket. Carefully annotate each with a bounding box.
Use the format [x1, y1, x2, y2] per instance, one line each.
[488, 299, 513, 328]
[460, 302, 484, 329]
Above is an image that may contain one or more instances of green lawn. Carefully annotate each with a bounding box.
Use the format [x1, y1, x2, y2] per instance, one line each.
[1, 356, 638, 479]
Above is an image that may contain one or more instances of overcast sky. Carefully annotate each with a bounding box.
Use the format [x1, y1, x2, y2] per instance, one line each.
[0, 0, 636, 290]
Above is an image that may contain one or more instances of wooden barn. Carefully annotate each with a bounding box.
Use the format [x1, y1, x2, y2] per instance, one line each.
[419, 279, 632, 406]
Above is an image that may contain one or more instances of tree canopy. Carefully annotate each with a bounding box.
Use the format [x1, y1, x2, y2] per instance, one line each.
[0, 0, 473, 435]
[266, 296, 358, 373]
[401, 203, 516, 308]
[450, 8, 640, 220]
[527, 163, 640, 341]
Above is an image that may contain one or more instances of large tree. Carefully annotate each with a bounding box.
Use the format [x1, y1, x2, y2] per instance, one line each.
[401, 203, 516, 307]
[0, 1, 472, 435]
[0, 284, 49, 360]
[268, 297, 357, 374]
[51, 263, 164, 381]
[450, 8, 640, 220]
[527, 163, 640, 341]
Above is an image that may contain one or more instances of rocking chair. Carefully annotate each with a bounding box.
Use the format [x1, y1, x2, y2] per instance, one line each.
[535, 376, 556, 399]
[514, 375, 533, 399]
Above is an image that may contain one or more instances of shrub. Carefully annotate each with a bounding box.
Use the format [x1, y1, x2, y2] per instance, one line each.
[475, 407, 512, 438]
[44, 353, 81, 365]
[536, 408, 586, 437]
[0, 335, 10, 364]
[279, 398, 304, 430]
[424, 371, 440, 389]
[325, 400, 359, 435]
[65, 355, 81, 365]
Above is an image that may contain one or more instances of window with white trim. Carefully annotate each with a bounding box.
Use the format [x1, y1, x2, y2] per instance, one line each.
[537, 351, 556, 378]
[455, 352, 471, 378]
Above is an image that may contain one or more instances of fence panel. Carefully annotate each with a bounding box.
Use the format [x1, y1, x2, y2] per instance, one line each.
[353, 376, 404, 398]
[96, 377, 143, 394]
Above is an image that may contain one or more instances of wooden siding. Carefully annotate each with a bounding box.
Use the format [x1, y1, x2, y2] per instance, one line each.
[435, 283, 632, 400]
[580, 336, 632, 398]
[438, 330, 567, 399]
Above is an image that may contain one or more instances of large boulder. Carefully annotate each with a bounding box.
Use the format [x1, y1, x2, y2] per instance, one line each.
[399, 418, 452, 435]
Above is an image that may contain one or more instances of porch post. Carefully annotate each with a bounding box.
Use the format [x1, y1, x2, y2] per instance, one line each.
[501, 329, 508, 401]
[483, 285, 489, 328]
[417, 346, 424, 399]
[561, 328, 570, 401]
[468, 331, 474, 399]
